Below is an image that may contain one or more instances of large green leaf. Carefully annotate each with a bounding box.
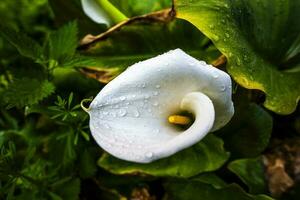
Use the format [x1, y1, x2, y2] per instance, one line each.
[176, 0, 300, 114]
[80, 19, 220, 76]
[217, 103, 272, 158]
[98, 134, 229, 178]
[164, 178, 273, 200]
[228, 157, 267, 194]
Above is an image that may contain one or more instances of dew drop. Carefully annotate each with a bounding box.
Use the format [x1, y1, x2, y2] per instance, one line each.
[189, 62, 195, 66]
[155, 84, 161, 89]
[133, 110, 140, 117]
[220, 85, 226, 91]
[199, 61, 206, 65]
[146, 152, 153, 158]
[153, 91, 159, 96]
[142, 83, 146, 88]
[225, 33, 230, 38]
[120, 96, 126, 101]
[153, 102, 159, 106]
[118, 109, 127, 117]
[103, 124, 110, 129]
[213, 71, 219, 78]
[213, 35, 220, 41]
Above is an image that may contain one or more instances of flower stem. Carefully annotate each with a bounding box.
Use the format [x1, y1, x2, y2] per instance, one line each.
[96, 0, 128, 24]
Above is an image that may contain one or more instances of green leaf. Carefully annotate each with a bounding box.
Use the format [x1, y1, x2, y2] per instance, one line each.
[164, 179, 273, 200]
[0, 25, 43, 60]
[98, 134, 229, 177]
[218, 103, 272, 158]
[58, 54, 98, 68]
[52, 178, 80, 200]
[48, 21, 78, 62]
[176, 0, 300, 114]
[192, 173, 227, 189]
[80, 19, 220, 79]
[228, 157, 267, 194]
[79, 148, 97, 178]
[3, 78, 55, 108]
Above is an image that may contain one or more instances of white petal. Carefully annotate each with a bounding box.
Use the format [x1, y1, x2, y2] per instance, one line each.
[88, 49, 234, 163]
[81, 0, 111, 25]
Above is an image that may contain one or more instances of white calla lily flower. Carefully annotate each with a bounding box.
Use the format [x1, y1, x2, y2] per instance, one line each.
[86, 49, 234, 163]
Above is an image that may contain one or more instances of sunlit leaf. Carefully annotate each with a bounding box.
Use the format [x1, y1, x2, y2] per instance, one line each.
[176, 0, 300, 114]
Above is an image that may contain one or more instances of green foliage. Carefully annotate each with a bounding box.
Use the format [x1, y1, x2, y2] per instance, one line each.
[0, 0, 298, 199]
[0, 25, 43, 60]
[228, 157, 267, 194]
[165, 178, 273, 200]
[3, 78, 55, 108]
[218, 102, 273, 158]
[98, 134, 229, 177]
[48, 21, 78, 62]
[176, 0, 300, 114]
[81, 19, 220, 78]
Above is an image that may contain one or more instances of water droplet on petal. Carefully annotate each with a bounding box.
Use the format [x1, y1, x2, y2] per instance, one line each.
[189, 62, 195, 66]
[213, 71, 219, 78]
[118, 109, 127, 117]
[120, 96, 126, 101]
[133, 110, 140, 117]
[199, 61, 206, 65]
[146, 152, 153, 158]
[104, 124, 110, 129]
[220, 85, 226, 92]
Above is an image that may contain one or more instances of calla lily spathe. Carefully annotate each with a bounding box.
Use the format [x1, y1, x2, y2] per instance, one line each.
[87, 49, 234, 163]
[81, 0, 112, 25]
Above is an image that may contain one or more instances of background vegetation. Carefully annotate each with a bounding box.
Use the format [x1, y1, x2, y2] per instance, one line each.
[0, 0, 299, 199]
